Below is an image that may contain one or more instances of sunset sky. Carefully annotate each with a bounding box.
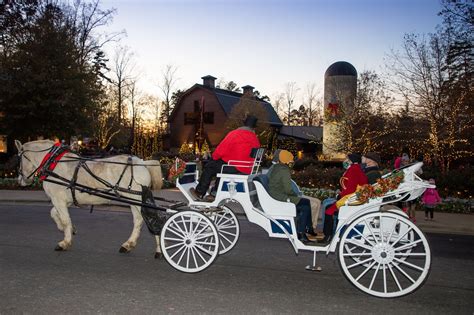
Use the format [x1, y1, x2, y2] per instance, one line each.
[101, 0, 443, 103]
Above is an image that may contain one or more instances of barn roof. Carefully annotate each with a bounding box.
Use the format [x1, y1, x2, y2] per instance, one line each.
[172, 84, 283, 126]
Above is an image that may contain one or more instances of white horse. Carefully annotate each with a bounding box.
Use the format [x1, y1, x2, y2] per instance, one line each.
[15, 139, 164, 257]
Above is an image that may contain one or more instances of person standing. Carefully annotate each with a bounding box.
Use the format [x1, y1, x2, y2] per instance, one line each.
[190, 115, 260, 201]
[421, 178, 442, 220]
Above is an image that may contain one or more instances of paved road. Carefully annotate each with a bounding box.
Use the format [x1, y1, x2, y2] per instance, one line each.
[1, 205, 473, 314]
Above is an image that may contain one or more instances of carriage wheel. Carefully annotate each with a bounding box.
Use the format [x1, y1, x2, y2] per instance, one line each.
[208, 206, 240, 255]
[160, 210, 219, 273]
[338, 212, 431, 298]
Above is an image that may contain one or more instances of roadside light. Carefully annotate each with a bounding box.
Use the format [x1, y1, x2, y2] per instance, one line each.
[78, 140, 82, 146]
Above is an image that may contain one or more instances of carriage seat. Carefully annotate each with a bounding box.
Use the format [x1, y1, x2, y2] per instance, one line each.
[252, 175, 296, 217]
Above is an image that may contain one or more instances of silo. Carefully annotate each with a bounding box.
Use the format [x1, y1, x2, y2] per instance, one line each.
[322, 61, 357, 160]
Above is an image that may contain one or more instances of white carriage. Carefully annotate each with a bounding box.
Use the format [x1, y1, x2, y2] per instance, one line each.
[160, 150, 434, 298]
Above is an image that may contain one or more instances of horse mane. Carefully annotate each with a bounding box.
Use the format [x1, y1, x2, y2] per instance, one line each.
[23, 139, 55, 150]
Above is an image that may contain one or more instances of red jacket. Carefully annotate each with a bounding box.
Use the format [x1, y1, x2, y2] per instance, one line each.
[421, 188, 441, 206]
[326, 163, 368, 215]
[212, 128, 260, 174]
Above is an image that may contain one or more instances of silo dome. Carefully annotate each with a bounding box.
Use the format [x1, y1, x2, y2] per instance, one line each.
[324, 61, 357, 78]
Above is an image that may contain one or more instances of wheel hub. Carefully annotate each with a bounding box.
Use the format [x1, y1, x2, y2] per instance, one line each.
[371, 243, 395, 264]
[184, 235, 195, 247]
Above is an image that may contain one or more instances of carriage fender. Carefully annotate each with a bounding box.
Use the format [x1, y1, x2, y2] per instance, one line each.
[143, 160, 163, 191]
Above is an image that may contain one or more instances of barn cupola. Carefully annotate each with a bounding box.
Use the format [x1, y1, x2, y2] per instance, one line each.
[201, 75, 217, 89]
[242, 85, 254, 97]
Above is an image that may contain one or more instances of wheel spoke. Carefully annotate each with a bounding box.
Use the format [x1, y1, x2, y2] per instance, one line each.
[352, 225, 375, 246]
[219, 230, 237, 237]
[194, 232, 217, 241]
[394, 239, 423, 252]
[195, 241, 218, 246]
[391, 227, 413, 247]
[347, 257, 373, 269]
[215, 216, 233, 227]
[176, 246, 188, 265]
[369, 262, 381, 290]
[394, 253, 426, 257]
[345, 239, 374, 251]
[218, 231, 233, 245]
[379, 215, 384, 243]
[169, 244, 186, 260]
[192, 245, 208, 263]
[364, 218, 379, 242]
[190, 245, 199, 267]
[168, 223, 186, 238]
[186, 247, 190, 269]
[342, 252, 372, 257]
[190, 217, 203, 236]
[393, 261, 416, 283]
[382, 263, 387, 293]
[356, 260, 377, 281]
[195, 243, 215, 256]
[217, 224, 236, 230]
[393, 257, 425, 272]
[181, 215, 189, 234]
[164, 236, 185, 242]
[164, 242, 184, 251]
[387, 218, 399, 244]
[388, 262, 403, 291]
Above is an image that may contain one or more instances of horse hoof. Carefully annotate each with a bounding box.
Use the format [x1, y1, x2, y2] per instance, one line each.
[154, 252, 162, 259]
[119, 246, 129, 253]
[54, 245, 65, 251]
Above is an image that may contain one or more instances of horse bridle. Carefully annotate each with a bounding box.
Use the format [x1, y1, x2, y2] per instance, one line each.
[17, 145, 56, 181]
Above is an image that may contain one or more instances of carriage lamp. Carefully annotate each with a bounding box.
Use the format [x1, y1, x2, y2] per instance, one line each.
[227, 180, 237, 201]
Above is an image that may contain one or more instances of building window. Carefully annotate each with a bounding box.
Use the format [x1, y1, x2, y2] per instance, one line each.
[184, 112, 197, 125]
[194, 100, 200, 112]
[0, 135, 7, 153]
[203, 112, 214, 124]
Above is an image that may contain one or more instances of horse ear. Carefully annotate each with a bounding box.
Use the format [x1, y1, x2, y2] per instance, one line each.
[15, 140, 22, 152]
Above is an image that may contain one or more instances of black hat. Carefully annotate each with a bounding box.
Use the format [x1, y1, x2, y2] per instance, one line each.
[364, 152, 381, 165]
[243, 115, 258, 128]
[348, 153, 362, 164]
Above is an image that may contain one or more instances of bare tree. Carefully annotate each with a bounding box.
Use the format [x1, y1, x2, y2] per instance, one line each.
[387, 31, 472, 170]
[110, 45, 135, 124]
[284, 82, 299, 125]
[94, 86, 121, 149]
[303, 82, 322, 126]
[66, 0, 124, 69]
[158, 64, 179, 131]
[271, 93, 285, 121]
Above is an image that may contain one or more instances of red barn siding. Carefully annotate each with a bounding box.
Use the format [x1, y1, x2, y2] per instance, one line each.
[169, 88, 229, 149]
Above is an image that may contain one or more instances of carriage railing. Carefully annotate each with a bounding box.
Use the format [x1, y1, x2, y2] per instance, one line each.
[221, 148, 265, 175]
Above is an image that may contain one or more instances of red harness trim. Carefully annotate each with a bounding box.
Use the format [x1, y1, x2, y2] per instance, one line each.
[38, 142, 69, 181]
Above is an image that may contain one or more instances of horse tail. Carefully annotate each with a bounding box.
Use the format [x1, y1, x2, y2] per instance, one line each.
[143, 160, 163, 191]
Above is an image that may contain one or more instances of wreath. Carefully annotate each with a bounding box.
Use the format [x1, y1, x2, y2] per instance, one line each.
[356, 171, 405, 204]
[168, 158, 186, 182]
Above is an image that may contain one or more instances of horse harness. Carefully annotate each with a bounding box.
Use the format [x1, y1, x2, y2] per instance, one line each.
[22, 144, 144, 208]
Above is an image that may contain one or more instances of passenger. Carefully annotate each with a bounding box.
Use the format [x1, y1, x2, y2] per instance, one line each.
[362, 152, 382, 184]
[190, 115, 260, 202]
[272, 150, 321, 236]
[320, 153, 368, 244]
[267, 150, 314, 244]
[394, 148, 410, 169]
